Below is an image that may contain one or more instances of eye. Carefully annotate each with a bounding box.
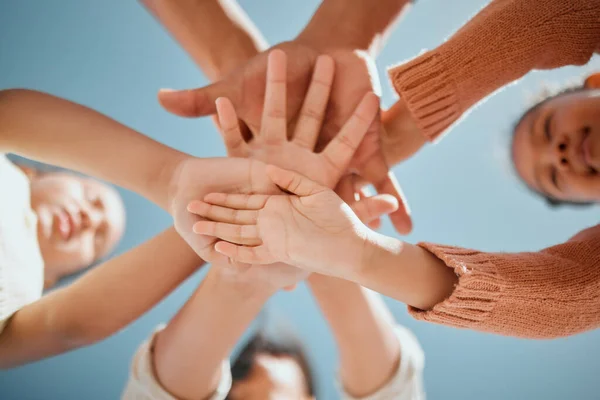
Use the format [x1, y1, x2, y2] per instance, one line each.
[86, 191, 104, 209]
[582, 126, 591, 135]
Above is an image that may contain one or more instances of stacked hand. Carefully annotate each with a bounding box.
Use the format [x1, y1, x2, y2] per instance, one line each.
[183, 50, 397, 290]
[158, 40, 414, 234]
[191, 166, 375, 280]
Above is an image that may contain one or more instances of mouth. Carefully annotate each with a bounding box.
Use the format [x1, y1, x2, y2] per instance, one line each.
[580, 128, 598, 174]
[53, 208, 78, 241]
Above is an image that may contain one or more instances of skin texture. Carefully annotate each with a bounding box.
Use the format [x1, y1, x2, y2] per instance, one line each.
[29, 172, 125, 287]
[512, 83, 600, 203]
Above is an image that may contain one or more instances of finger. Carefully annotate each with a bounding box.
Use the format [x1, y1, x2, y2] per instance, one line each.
[351, 194, 398, 226]
[361, 161, 412, 234]
[292, 55, 335, 149]
[265, 165, 325, 197]
[192, 221, 261, 246]
[214, 241, 275, 265]
[187, 200, 258, 225]
[335, 175, 357, 204]
[203, 193, 269, 210]
[321, 92, 379, 174]
[216, 97, 248, 157]
[260, 49, 287, 143]
[158, 80, 234, 117]
[356, 185, 381, 229]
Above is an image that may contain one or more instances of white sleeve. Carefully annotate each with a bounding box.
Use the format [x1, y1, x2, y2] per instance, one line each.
[338, 325, 426, 400]
[122, 326, 233, 400]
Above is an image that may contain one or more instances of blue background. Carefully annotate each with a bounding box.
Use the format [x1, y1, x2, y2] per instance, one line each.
[1, 1, 599, 399]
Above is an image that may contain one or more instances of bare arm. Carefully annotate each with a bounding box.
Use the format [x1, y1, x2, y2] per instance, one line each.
[296, 0, 412, 56]
[152, 267, 275, 399]
[0, 89, 185, 210]
[308, 276, 401, 397]
[141, 0, 267, 80]
[0, 227, 205, 369]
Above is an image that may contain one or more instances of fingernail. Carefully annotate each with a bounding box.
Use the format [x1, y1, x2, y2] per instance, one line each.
[159, 88, 176, 94]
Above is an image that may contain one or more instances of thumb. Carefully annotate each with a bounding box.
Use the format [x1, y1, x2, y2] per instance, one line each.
[351, 194, 399, 225]
[158, 80, 234, 118]
[266, 165, 325, 197]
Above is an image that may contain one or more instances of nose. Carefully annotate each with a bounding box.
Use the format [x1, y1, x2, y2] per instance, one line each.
[80, 204, 103, 230]
[548, 134, 571, 172]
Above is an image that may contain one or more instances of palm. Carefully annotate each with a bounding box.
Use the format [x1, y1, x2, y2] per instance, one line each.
[258, 193, 358, 272]
[168, 157, 277, 264]
[241, 142, 343, 188]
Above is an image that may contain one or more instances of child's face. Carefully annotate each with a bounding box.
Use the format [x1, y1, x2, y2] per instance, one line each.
[29, 172, 125, 287]
[512, 90, 600, 203]
[229, 354, 313, 400]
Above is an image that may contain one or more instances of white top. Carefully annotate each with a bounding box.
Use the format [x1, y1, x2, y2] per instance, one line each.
[0, 155, 44, 333]
[339, 325, 425, 400]
[123, 325, 425, 400]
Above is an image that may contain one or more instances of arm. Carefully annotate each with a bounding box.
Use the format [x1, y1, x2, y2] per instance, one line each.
[297, 0, 411, 56]
[357, 224, 600, 339]
[0, 89, 185, 210]
[150, 267, 274, 400]
[308, 276, 402, 397]
[0, 227, 205, 368]
[388, 0, 600, 142]
[195, 167, 600, 339]
[141, 0, 267, 80]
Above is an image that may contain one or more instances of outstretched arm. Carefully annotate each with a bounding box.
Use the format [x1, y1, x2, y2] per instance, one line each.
[0, 227, 204, 368]
[141, 0, 267, 80]
[0, 89, 185, 210]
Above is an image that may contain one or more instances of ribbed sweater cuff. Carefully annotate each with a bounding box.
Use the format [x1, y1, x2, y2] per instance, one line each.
[408, 242, 504, 329]
[388, 51, 461, 143]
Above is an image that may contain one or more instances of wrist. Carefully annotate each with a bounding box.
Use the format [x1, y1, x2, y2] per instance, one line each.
[208, 265, 277, 302]
[354, 230, 406, 282]
[162, 152, 190, 213]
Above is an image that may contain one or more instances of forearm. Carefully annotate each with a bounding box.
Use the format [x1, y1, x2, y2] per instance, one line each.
[142, 0, 267, 80]
[389, 0, 600, 141]
[153, 267, 274, 400]
[0, 227, 204, 369]
[0, 89, 185, 209]
[350, 232, 457, 311]
[296, 0, 411, 56]
[308, 275, 400, 398]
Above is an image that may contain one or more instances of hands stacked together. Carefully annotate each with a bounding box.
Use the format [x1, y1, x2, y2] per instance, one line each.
[167, 49, 409, 292]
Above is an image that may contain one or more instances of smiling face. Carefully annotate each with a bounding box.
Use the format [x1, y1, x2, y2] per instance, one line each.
[512, 88, 600, 204]
[29, 172, 125, 286]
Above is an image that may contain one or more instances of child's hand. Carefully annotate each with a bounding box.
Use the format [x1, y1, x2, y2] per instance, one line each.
[168, 157, 280, 265]
[214, 49, 379, 191]
[188, 166, 396, 278]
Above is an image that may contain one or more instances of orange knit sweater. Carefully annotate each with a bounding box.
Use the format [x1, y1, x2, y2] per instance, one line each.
[388, 0, 600, 338]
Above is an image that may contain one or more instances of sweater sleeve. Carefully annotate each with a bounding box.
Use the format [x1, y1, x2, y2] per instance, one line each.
[388, 0, 600, 142]
[410, 224, 600, 339]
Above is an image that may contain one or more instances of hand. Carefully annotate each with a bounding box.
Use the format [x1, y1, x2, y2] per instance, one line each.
[189, 166, 379, 279]
[201, 49, 378, 290]
[215, 49, 378, 190]
[167, 156, 279, 265]
[381, 99, 427, 166]
[158, 40, 412, 234]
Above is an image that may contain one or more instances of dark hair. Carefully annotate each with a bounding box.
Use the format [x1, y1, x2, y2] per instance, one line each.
[512, 86, 594, 209]
[228, 333, 316, 398]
